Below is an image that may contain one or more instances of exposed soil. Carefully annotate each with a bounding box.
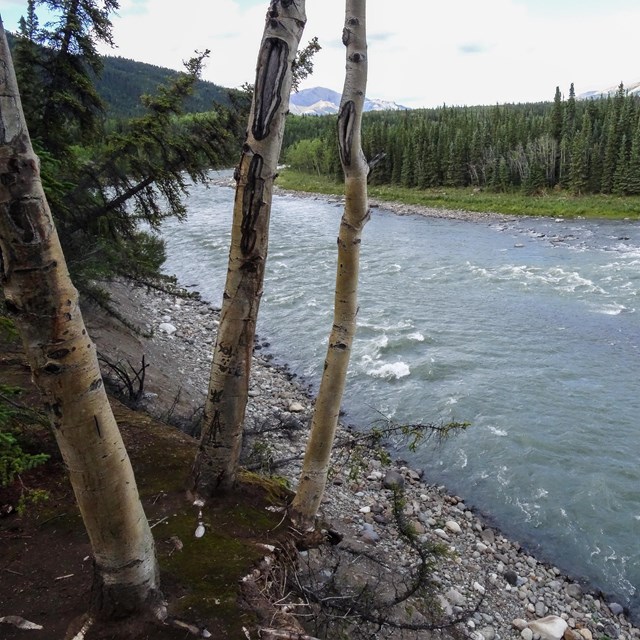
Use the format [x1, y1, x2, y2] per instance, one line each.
[0, 328, 294, 639]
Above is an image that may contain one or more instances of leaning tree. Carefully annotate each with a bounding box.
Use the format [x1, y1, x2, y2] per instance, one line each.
[0, 17, 163, 624]
[192, 0, 307, 497]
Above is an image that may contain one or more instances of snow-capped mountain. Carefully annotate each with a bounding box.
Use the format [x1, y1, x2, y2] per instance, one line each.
[578, 79, 640, 100]
[289, 86, 408, 115]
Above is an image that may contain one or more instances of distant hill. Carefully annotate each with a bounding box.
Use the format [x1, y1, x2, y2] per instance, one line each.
[290, 86, 408, 116]
[5, 32, 234, 119]
[96, 55, 233, 118]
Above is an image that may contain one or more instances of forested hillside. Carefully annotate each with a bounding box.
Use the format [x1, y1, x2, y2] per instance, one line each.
[6, 31, 234, 119]
[283, 84, 640, 196]
[96, 55, 234, 118]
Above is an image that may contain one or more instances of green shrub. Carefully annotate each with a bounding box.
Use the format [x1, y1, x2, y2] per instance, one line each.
[0, 430, 49, 488]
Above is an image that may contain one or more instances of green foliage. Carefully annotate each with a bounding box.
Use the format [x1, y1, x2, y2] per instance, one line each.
[291, 36, 322, 92]
[0, 314, 18, 341]
[0, 383, 51, 514]
[0, 422, 49, 487]
[285, 137, 327, 175]
[282, 84, 640, 199]
[278, 169, 640, 220]
[9, 3, 241, 291]
[332, 417, 470, 483]
[96, 55, 234, 119]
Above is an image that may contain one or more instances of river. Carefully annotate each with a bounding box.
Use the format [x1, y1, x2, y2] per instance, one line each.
[161, 172, 640, 618]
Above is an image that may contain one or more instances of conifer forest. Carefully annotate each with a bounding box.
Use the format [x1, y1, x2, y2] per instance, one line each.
[283, 84, 640, 197]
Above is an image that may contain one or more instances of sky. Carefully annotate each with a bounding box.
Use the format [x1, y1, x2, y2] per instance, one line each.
[2, 0, 640, 108]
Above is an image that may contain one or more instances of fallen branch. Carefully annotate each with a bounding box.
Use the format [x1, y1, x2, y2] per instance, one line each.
[260, 630, 321, 640]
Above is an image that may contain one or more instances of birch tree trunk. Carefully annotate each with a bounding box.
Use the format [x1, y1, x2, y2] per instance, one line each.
[192, 0, 306, 496]
[0, 20, 162, 621]
[291, 0, 369, 529]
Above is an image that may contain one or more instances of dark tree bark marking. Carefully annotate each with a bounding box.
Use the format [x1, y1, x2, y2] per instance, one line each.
[338, 101, 356, 167]
[5, 199, 38, 243]
[252, 37, 289, 141]
[240, 154, 265, 255]
[94, 416, 102, 438]
[47, 348, 70, 360]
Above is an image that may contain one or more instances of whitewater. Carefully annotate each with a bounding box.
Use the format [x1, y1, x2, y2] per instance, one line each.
[161, 173, 640, 617]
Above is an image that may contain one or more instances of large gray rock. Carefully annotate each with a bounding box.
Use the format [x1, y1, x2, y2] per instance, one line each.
[382, 469, 405, 490]
[360, 523, 379, 545]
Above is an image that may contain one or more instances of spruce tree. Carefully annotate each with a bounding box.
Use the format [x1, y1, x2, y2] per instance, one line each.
[613, 134, 630, 195]
[11, 1, 238, 291]
[626, 119, 640, 195]
[570, 112, 592, 195]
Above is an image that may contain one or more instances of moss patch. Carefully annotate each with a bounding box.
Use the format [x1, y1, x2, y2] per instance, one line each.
[0, 344, 294, 639]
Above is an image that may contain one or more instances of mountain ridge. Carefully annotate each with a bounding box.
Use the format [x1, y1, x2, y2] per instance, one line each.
[290, 86, 408, 116]
[578, 79, 640, 100]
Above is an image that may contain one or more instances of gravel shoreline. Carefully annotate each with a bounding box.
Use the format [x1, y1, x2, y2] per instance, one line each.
[87, 275, 639, 640]
[87, 180, 637, 638]
[212, 174, 519, 224]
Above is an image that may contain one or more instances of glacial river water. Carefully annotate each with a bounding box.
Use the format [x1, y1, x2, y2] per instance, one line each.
[161, 173, 640, 618]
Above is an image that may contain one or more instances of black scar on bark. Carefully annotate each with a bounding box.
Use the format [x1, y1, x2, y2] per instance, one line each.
[47, 348, 70, 360]
[252, 37, 289, 141]
[338, 101, 356, 167]
[240, 154, 265, 255]
[5, 199, 38, 243]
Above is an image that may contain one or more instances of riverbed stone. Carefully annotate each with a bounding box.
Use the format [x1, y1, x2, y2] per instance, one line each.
[566, 584, 583, 600]
[382, 469, 405, 489]
[91, 276, 640, 640]
[446, 588, 466, 607]
[445, 520, 462, 534]
[479, 626, 496, 640]
[504, 570, 519, 586]
[158, 322, 177, 335]
[528, 615, 568, 640]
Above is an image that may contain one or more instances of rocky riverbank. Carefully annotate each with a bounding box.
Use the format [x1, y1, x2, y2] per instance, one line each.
[87, 278, 639, 640]
[210, 173, 517, 224]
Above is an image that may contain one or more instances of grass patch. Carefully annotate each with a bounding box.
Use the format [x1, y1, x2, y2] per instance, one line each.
[277, 169, 640, 220]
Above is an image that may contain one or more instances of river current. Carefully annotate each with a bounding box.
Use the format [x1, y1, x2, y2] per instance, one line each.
[161, 173, 640, 617]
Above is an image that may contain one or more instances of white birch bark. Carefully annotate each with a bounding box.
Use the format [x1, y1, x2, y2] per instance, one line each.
[0, 19, 162, 619]
[192, 0, 306, 496]
[291, 0, 369, 528]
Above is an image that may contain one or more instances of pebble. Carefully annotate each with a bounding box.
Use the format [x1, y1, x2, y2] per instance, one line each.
[382, 469, 404, 490]
[158, 322, 177, 335]
[445, 520, 462, 534]
[97, 278, 640, 640]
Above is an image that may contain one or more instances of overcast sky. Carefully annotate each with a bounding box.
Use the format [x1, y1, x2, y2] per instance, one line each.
[2, 0, 640, 108]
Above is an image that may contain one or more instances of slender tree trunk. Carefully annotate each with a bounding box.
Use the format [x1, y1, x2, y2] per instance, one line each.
[192, 0, 306, 497]
[291, 0, 369, 529]
[0, 19, 162, 621]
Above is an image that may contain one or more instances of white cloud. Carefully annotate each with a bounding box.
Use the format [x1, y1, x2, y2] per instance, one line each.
[54, 0, 640, 108]
[104, 0, 267, 88]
